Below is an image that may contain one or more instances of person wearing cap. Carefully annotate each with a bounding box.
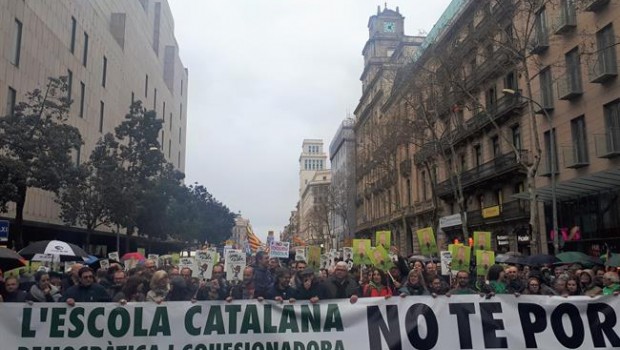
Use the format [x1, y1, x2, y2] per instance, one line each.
[293, 267, 327, 303]
[62, 267, 111, 305]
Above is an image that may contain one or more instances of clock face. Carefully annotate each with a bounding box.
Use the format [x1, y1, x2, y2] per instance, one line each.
[383, 22, 395, 33]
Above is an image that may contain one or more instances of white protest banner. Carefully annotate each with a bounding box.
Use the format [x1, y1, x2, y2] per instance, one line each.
[269, 241, 290, 259]
[2, 295, 620, 349]
[224, 249, 245, 282]
[179, 257, 198, 277]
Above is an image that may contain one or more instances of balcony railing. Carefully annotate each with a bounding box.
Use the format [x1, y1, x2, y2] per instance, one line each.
[552, 6, 576, 34]
[584, 0, 610, 11]
[435, 150, 528, 197]
[529, 31, 549, 54]
[557, 73, 583, 100]
[594, 128, 620, 158]
[561, 145, 589, 169]
[589, 53, 618, 83]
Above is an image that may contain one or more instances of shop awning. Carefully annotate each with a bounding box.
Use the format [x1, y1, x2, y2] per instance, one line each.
[512, 168, 620, 202]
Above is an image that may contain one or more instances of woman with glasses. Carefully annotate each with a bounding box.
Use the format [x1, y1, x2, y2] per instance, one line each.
[523, 276, 543, 295]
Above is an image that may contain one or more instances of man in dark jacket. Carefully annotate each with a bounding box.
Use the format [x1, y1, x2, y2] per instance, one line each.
[323, 262, 359, 302]
[267, 267, 296, 302]
[62, 267, 111, 305]
[3, 276, 28, 302]
[252, 251, 274, 298]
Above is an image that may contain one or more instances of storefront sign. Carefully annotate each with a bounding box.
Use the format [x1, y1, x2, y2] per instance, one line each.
[482, 205, 501, 219]
[439, 213, 462, 228]
[496, 235, 510, 246]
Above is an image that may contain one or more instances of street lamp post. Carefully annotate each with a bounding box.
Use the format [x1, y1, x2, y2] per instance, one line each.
[502, 89, 558, 254]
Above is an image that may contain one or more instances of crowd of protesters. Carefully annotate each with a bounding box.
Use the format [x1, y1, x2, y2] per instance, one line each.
[0, 250, 619, 304]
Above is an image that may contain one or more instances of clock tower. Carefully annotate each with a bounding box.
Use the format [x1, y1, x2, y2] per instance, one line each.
[361, 5, 405, 92]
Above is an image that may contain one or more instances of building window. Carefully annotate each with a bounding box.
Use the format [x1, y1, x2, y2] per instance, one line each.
[11, 19, 22, 66]
[539, 67, 554, 109]
[131, 91, 135, 104]
[511, 124, 521, 150]
[565, 47, 582, 92]
[99, 101, 104, 132]
[161, 130, 165, 151]
[485, 85, 497, 111]
[491, 135, 500, 157]
[102, 56, 107, 87]
[180, 103, 183, 120]
[474, 144, 482, 167]
[178, 127, 181, 143]
[67, 70, 73, 102]
[504, 71, 518, 91]
[168, 139, 172, 158]
[570, 116, 589, 165]
[533, 7, 549, 48]
[459, 154, 467, 172]
[169, 113, 173, 130]
[181, 79, 184, 96]
[543, 129, 558, 174]
[82, 32, 89, 66]
[603, 100, 620, 153]
[178, 151, 181, 168]
[594, 24, 617, 80]
[6, 87, 17, 116]
[70, 16, 77, 53]
[145, 75, 149, 97]
[406, 179, 412, 206]
[154, 88, 157, 111]
[79, 82, 85, 118]
[421, 170, 428, 200]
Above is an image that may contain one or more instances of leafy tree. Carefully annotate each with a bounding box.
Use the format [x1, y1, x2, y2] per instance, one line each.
[0, 77, 82, 248]
[57, 133, 122, 249]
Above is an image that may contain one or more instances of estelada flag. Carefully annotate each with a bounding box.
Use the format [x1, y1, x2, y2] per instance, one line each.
[246, 225, 263, 252]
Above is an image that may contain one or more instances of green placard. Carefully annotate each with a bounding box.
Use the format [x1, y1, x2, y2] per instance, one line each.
[417, 227, 438, 256]
[375, 230, 391, 249]
[476, 250, 495, 276]
[473, 231, 492, 251]
[451, 245, 471, 272]
[352, 239, 372, 266]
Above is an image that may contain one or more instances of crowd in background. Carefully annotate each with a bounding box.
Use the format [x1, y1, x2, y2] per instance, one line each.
[1, 250, 619, 305]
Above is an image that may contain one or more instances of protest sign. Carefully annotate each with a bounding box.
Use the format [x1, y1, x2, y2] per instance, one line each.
[4, 296, 620, 350]
[474, 231, 492, 251]
[195, 250, 216, 280]
[440, 250, 453, 276]
[342, 247, 353, 262]
[108, 251, 119, 261]
[375, 230, 391, 249]
[476, 250, 496, 276]
[307, 246, 321, 270]
[295, 247, 307, 262]
[269, 241, 290, 259]
[352, 239, 372, 265]
[147, 254, 160, 267]
[417, 227, 438, 256]
[451, 244, 471, 272]
[224, 249, 245, 282]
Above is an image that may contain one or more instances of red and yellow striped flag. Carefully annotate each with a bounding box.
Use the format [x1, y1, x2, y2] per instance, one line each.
[246, 225, 263, 252]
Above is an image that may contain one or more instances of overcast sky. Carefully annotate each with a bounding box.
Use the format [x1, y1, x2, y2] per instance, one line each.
[167, 0, 453, 241]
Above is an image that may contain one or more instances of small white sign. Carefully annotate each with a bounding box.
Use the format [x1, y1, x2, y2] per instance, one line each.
[269, 241, 290, 259]
[440, 250, 453, 276]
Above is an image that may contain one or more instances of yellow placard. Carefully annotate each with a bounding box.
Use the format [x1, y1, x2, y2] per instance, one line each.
[482, 205, 501, 218]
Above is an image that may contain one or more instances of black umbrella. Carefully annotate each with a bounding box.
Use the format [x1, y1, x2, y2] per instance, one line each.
[19, 240, 88, 262]
[523, 254, 560, 267]
[0, 247, 27, 271]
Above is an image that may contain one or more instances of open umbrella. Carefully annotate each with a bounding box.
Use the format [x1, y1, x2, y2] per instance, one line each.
[523, 254, 560, 267]
[121, 252, 146, 261]
[606, 254, 620, 267]
[19, 240, 88, 262]
[556, 251, 603, 266]
[0, 247, 27, 271]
